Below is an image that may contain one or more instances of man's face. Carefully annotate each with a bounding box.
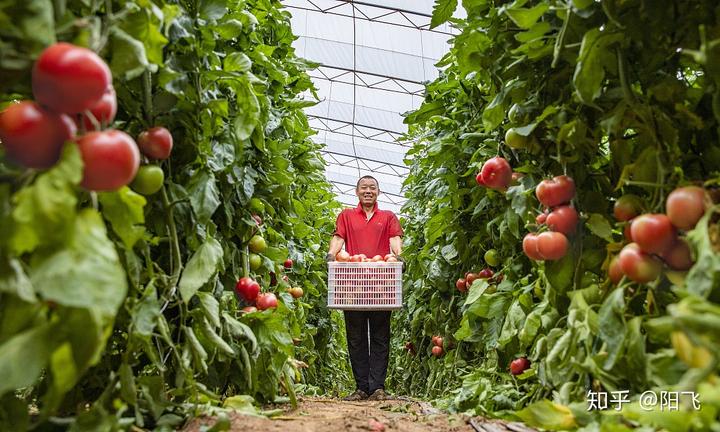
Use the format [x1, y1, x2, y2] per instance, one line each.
[356, 178, 379, 207]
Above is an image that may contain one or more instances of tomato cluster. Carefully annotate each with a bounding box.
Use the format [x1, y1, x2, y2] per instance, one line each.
[611, 186, 709, 284]
[334, 251, 399, 263]
[431, 335, 444, 357]
[234, 276, 279, 311]
[0, 42, 174, 194]
[523, 175, 577, 261]
[455, 267, 501, 293]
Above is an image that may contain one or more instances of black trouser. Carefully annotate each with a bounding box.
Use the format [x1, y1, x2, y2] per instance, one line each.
[343, 310, 392, 394]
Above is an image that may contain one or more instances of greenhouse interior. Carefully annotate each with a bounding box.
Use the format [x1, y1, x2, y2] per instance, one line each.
[0, 0, 719, 431]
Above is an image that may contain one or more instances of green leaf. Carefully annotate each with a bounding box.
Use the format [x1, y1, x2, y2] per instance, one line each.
[516, 400, 577, 429]
[110, 28, 150, 80]
[198, 292, 221, 328]
[179, 237, 224, 302]
[30, 210, 128, 317]
[503, 3, 549, 29]
[586, 213, 614, 242]
[573, 29, 623, 105]
[0, 322, 57, 396]
[233, 78, 261, 141]
[187, 170, 221, 224]
[200, 0, 227, 21]
[430, 0, 458, 29]
[98, 187, 146, 249]
[598, 288, 626, 369]
[121, 9, 169, 65]
[225, 52, 252, 73]
[686, 208, 720, 297]
[9, 144, 81, 255]
[0, 258, 36, 302]
[132, 283, 160, 338]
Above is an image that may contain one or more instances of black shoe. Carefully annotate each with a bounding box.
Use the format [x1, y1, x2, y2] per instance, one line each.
[367, 389, 393, 401]
[342, 390, 369, 401]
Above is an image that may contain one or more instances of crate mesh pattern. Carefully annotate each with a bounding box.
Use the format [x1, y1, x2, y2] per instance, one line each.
[327, 262, 403, 310]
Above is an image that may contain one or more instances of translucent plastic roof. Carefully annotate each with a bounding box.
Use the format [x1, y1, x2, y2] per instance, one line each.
[283, 0, 463, 214]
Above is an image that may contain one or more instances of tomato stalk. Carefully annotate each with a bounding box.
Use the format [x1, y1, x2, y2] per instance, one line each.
[551, 8, 571, 69]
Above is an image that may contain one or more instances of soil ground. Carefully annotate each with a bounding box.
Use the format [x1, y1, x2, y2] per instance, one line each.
[184, 396, 536, 432]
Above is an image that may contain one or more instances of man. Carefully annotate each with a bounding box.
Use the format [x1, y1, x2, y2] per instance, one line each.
[326, 175, 403, 401]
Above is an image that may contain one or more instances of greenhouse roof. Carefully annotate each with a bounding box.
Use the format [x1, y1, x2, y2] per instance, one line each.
[282, 0, 464, 214]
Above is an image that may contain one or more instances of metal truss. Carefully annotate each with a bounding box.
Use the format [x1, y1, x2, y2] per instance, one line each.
[308, 115, 409, 144]
[284, 0, 455, 35]
[309, 65, 425, 97]
[322, 150, 408, 177]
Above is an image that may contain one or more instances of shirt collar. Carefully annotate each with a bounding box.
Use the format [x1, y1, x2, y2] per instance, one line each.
[355, 201, 379, 214]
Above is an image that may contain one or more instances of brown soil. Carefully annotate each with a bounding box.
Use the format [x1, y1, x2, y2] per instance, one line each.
[184, 397, 536, 432]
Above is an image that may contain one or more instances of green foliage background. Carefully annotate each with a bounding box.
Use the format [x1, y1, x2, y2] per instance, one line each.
[0, 0, 351, 429]
[389, 0, 720, 429]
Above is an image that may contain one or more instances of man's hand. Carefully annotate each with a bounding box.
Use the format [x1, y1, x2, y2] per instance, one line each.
[325, 253, 335, 262]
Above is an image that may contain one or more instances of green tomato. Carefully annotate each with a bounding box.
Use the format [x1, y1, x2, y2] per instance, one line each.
[249, 197, 265, 213]
[248, 235, 267, 253]
[505, 128, 529, 149]
[484, 249, 500, 267]
[249, 253, 262, 271]
[130, 165, 164, 195]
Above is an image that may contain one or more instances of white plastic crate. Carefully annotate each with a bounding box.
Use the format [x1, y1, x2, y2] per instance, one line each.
[327, 261, 403, 310]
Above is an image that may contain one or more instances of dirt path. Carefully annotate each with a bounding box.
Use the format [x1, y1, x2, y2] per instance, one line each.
[185, 397, 536, 432]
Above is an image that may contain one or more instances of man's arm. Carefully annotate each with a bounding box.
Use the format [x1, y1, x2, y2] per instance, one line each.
[389, 236, 402, 257]
[327, 235, 345, 261]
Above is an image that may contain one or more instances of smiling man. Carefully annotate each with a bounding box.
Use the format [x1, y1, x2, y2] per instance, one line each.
[326, 175, 403, 401]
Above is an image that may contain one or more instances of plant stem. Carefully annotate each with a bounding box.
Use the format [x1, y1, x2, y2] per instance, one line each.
[161, 186, 183, 286]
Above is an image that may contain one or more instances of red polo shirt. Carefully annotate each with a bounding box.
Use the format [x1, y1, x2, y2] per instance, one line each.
[333, 202, 403, 257]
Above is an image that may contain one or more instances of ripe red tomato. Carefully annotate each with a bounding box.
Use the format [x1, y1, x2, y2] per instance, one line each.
[613, 194, 643, 222]
[137, 126, 173, 160]
[535, 211, 548, 225]
[546, 205, 578, 235]
[371, 255, 384, 262]
[251, 214, 263, 226]
[336, 251, 351, 262]
[536, 231, 569, 260]
[431, 345, 443, 357]
[510, 357, 531, 375]
[404, 342, 416, 355]
[630, 214, 677, 254]
[522, 233, 543, 260]
[283, 258, 293, 269]
[618, 243, 662, 283]
[465, 272, 480, 286]
[478, 268, 494, 279]
[384, 254, 394, 261]
[130, 165, 164, 195]
[608, 256, 623, 284]
[77, 130, 140, 191]
[256, 292, 278, 310]
[511, 172, 524, 183]
[357, 254, 368, 260]
[661, 238, 694, 271]
[32, 43, 112, 114]
[349, 255, 362, 262]
[235, 277, 260, 302]
[480, 157, 512, 191]
[385, 256, 398, 262]
[241, 306, 257, 314]
[623, 220, 634, 242]
[535, 175, 575, 207]
[475, 171, 486, 186]
[666, 186, 707, 231]
[433, 336, 444, 347]
[455, 278, 467, 292]
[77, 86, 117, 131]
[0, 101, 76, 169]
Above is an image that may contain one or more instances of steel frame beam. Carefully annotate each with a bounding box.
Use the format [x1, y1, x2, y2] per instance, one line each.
[284, 0, 455, 35]
[322, 151, 408, 178]
[309, 66, 425, 97]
